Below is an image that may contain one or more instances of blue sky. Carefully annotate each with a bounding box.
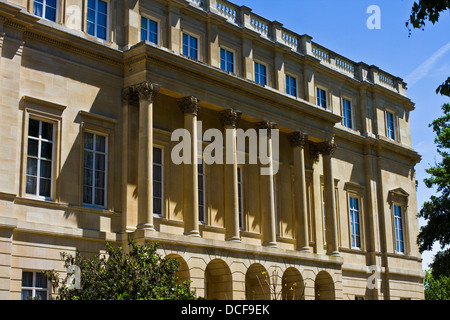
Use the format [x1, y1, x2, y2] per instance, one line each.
[236, 0, 450, 270]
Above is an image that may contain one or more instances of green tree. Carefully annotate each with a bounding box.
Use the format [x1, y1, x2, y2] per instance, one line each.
[424, 269, 450, 300]
[45, 241, 198, 300]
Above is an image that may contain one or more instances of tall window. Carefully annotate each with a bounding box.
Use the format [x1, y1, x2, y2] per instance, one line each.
[26, 119, 54, 199]
[254, 62, 267, 86]
[21, 271, 48, 300]
[87, 0, 108, 40]
[394, 204, 405, 253]
[349, 196, 361, 248]
[153, 147, 163, 216]
[342, 99, 353, 129]
[286, 75, 297, 97]
[237, 167, 244, 230]
[386, 111, 396, 140]
[273, 175, 278, 235]
[141, 16, 158, 44]
[83, 132, 107, 208]
[33, 0, 57, 22]
[317, 88, 327, 109]
[220, 48, 235, 73]
[198, 161, 205, 223]
[183, 33, 199, 59]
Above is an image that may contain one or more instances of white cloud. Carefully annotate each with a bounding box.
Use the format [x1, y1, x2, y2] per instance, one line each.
[405, 41, 450, 86]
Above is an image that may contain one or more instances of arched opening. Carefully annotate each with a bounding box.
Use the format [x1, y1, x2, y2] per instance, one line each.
[282, 267, 305, 300]
[205, 259, 233, 300]
[166, 254, 190, 285]
[315, 271, 335, 300]
[246, 263, 270, 300]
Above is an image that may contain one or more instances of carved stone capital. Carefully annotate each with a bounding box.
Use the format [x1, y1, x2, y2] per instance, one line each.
[288, 132, 308, 148]
[122, 86, 138, 104]
[310, 140, 337, 162]
[220, 108, 242, 127]
[256, 120, 278, 138]
[134, 81, 159, 102]
[179, 96, 200, 116]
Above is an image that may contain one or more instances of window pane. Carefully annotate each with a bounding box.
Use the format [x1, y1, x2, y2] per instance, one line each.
[95, 154, 105, 171]
[41, 122, 53, 141]
[84, 151, 93, 169]
[153, 147, 162, 164]
[41, 142, 53, 160]
[28, 119, 40, 138]
[84, 168, 93, 187]
[88, 0, 96, 10]
[40, 160, 52, 179]
[95, 135, 106, 152]
[34, 290, 47, 300]
[87, 8, 95, 24]
[34, 2, 43, 17]
[98, 0, 107, 14]
[183, 34, 189, 56]
[97, 26, 106, 40]
[27, 158, 38, 176]
[26, 176, 37, 195]
[87, 21, 95, 36]
[35, 273, 47, 289]
[153, 198, 162, 215]
[94, 188, 105, 206]
[45, 6, 56, 21]
[85, 132, 94, 150]
[22, 272, 33, 287]
[39, 178, 51, 197]
[153, 181, 162, 198]
[83, 186, 93, 204]
[21, 290, 33, 300]
[153, 165, 162, 181]
[27, 139, 39, 158]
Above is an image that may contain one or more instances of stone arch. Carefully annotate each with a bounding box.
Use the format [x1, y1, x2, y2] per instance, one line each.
[315, 271, 335, 300]
[205, 259, 233, 300]
[246, 263, 270, 300]
[282, 267, 305, 300]
[166, 254, 190, 285]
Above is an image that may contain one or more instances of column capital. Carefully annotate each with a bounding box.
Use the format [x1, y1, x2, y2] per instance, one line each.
[256, 120, 278, 138]
[220, 108, 242, 127]
[310, 140, 337, 162]
[122, 86, 138, 104]
[288, 131, 308, 148]
[179, 96, 200, 116]
[134, 81, 160, 102]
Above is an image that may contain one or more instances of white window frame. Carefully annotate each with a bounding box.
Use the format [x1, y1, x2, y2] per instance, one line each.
[182, 31, 200, 60]
[25, 118, 55, 201]
[254, 61, 268, 86]
[86, 0, 110, 41]
[237, 166, 244, 230]
[33, 0, 58, 22]
[342, 97, 354, 129]
[140, 14, 160, 45]
[316, 86, 328, 109]
[285, 74, 298, 98]
[153, 146, 164, 217]
[21, 271, 49, 300]
[386, 110, 397, 141]
[220, 46, 236, 74]
[82, 131, 108, 209]
[393, 204, 405, 254]
[349, 195, 362, 249]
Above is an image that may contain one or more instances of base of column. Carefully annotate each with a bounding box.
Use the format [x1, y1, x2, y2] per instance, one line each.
[263, 241, 277, 248]
[226, 236, 241, 242]
[136, 223, 155, 231]
[297, 246, 311, 253]
[184, 230, 201, 237]
[327, 250, 340, 257]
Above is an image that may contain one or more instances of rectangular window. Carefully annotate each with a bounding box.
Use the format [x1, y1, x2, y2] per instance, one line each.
[349, 196, 361, 248]
[183, 33, 199, 60]
[87, 0, 108, 40]
[317, 88, 327, 109]
[342, 99, 353, 129]
[254, 62, 267, 86]
[237, 167, 244, 230]
[21, 271, 48, 300]
[26, 119, 54, 199]
[33, 0, 57, 22]
[141, 16, 158, 44]
[83, 132, 107, 208]
[153, 147, 163, 216]
[394, 204, 405, 253]
[386, 111, 396, 140]
[220, 48, 235, 73]
[286, 75, 297, 97]
[198, 160, 205, 223]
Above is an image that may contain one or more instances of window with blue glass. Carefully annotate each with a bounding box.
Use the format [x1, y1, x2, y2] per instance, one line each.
[141, 17, 158, 44]
[394, 204, 405, 253]
[349, 196, 361, 248]
[254, 62, 267, 85]
[317, 88, 327, 109]
[286, 75, 297, 97]
[183, 33, 199, 59]
[33, 0, 57, 22]
[220, 48, 235, 73]
[386, 111, 396, 140]
[87, 0, 108, 40]
[342, 98, 353, 129]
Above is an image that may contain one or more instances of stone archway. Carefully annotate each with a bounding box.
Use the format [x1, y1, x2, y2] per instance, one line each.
[246, 263, 270, 300]
[315, 271, 335, 300]
[282, 267, 305, 300]
[166, 254, 190, 285]
[205, 259, 233, 300]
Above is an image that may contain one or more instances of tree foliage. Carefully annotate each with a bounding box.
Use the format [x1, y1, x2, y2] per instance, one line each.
[45, 241, 198, 300]
[418, 103, 450, 278]
[424, 269, 450, 300]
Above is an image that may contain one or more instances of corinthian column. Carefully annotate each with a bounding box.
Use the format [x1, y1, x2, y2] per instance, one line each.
[220, 108, 242, 242]
[136, 81, 159, 231]
[320, 139, 339, 256]
[289, 131, 310, 252]
[179, 96, 201, 237]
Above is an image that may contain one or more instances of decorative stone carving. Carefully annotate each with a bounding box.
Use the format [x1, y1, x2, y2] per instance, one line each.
[220, 108, 242, 127]
[178, 96, 200, 116]
[134, 81, 159, 102]
[288, 131, 308, 148]
[256, 120, 278, 138]
[310, 140, 337, 162]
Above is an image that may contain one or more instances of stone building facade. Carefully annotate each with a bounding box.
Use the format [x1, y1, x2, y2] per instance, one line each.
[0, 0, 424, 300]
